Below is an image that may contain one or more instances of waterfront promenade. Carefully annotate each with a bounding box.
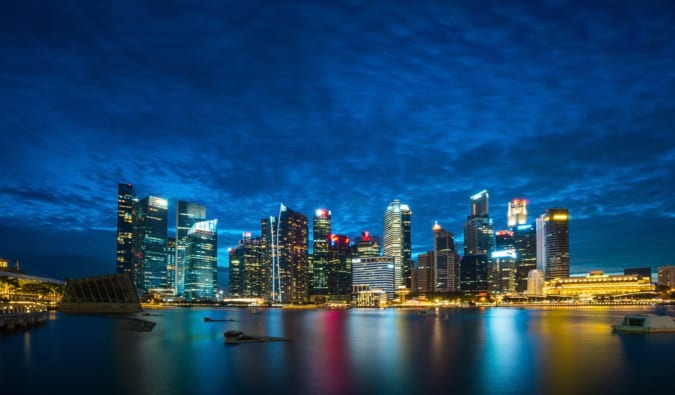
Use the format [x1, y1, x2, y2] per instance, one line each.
[0, 302, 49, 331]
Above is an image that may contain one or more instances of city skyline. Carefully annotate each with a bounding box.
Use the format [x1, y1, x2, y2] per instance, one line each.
[1, 1, 674, 280]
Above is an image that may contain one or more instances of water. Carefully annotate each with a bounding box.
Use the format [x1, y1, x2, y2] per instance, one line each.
[2, 306, 674, 395]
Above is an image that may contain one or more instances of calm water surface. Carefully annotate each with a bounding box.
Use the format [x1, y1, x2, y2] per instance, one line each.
[2, 306, 674, 395]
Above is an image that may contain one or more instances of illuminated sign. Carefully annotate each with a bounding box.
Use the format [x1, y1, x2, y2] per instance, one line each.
[516, 224, 532, 231]
[362, 231, 370, 241]
[552, 214, 568, 221]
[315, 208, 330, 217]
[496, 230, 514, 237]
[491, 249, 517, 259]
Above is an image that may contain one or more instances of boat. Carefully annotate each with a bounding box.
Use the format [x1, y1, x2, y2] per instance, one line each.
[611, 314, 675, 333]
[417, 308, 437, 317]
[204, 317, 235, 322]
[224, 330, 291, 344]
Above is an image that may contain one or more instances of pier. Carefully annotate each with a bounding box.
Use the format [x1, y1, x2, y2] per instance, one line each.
[0, 302, 49, 331]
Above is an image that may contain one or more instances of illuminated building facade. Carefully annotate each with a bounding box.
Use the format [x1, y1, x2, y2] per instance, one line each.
[134, 196, 169, 291]
[383, 199, 412, 289]
[166, 237, 176, 292]
[351, 256, 396, 298]
[416, 251, 434, 294]
[228, 232, 267, 298]
[433, 221, 459, 292]
[176, 201, 206, 296]
[495, 230, 515, 250]
[311, 209, 331, 296]
[116, 183, 137, 278]
[540, 208, 570, 280]
[355, 231, 380, 258]
[514, 224, 537, 293]
[327, 234, 353, 297]
[658, 265, 675, 290]
[184, 219, 218, 300]
[507, 198, 528, 228]
[272, 204, 309, 304]
[543, 271, 655, 298]
[488, 249, 517, 294]
[464, 190, 495, 255]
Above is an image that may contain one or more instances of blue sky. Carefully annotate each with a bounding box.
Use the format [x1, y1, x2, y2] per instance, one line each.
[1, 0, 674, 280]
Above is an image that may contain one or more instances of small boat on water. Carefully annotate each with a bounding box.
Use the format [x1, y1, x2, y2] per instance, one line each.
[612, 314, 675, 333]
[417, 308, 437, 317]
[204, 317, 235, 322]
[224, 330, 290, 345]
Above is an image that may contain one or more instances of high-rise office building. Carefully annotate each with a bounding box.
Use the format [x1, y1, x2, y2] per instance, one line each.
[507, 198, 528, 228]
[166, 237, 176, 292]
[433, 221, 459, 292]
[351, 256, 396, 298]
[116, 183, 137, 277]
[464, 190, 495, 255]
[327, 234, 353, 297]
[462, 190, 494, 293]
[495, 230, 515, 250]
[133, 196, 169, 291]
[537, 208, 570, 280]
[459, 254, 489, 293]
[271, 204, 309, 304]
[383, 199, 412, 289]
[514, 223, 537, 293]
[416, 251, 434, 294]
[354, 231, 380, 258]
[228, 232, 267, 298]
[488, 249, 517, 294]
[311, 209, 331, 296]
[184, 219, 218, 300]
[176, 201, 206, 296]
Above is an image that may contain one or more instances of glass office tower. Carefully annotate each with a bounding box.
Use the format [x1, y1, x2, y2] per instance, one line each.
[311, 209, 331, 296]
[383, 199, 412, 289]
[134, 196, 169, 291]
[272, 204, 309, 304]
[184, 219, 218, 300]
[176, 201, 206, 296]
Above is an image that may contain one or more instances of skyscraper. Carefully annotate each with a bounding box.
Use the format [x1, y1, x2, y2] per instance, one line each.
[354, 231, 380, 258]
[311, 209, 331, 296]
[166, 237, 176, 292]
[537, 208, 570, 280]
[184, 219, 218, 300]
[383, 199, 412, 289]
[176, 201, 206, 296]
[464, 190, 495, 255]
[513, 223, 537, 293]
[272, 204, 309, 304]
[507, 199, 528, 228]
[116, 183, 137, 277]
[327, 234, 353, 298]
[462, 190, 494, 293]
[134, 196, 169, 291]
[433, 221, 459, 292]
[228, 232, 266, 298]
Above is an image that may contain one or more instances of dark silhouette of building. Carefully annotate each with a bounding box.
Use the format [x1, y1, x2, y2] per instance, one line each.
[59, 273, 141, 314]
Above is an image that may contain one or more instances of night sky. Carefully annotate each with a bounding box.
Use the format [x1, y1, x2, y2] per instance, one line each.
[1, 0, 674, 281]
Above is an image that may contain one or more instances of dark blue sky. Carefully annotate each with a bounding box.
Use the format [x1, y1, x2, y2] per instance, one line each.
[1, 0, 674, 280]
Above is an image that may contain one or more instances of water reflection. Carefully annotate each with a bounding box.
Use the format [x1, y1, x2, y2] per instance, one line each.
[2, 306, 673, 395]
